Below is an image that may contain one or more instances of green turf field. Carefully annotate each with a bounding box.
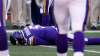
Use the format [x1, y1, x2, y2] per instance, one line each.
[9, 45, 100, 56]
[8, 31, 100, 56]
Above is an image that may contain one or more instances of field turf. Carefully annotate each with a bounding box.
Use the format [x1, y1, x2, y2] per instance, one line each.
[9, 45, 100, 56]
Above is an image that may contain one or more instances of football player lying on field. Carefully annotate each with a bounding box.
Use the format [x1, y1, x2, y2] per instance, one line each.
[10, 25, 100, 45]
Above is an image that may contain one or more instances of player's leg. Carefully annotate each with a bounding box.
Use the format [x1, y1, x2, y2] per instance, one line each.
[67, 33, 100, 45]
[90, 0, 100, 30]
[6, 0, 11, 20]
[3, 0, 7, 20]
[25, 0, 33, 26]
[69, 0, 87, 56]
[54, 0, 69, 56]
[68, 33, 100, 45]
[11, 0, 20, 29]
[41, 0, 53, 26]
[18, 0, 26, 27]
[85, 37, 100, 45]
[0, 27, 9, 56]
[42, 0, 50, 26]
[0, 0, 9, 56]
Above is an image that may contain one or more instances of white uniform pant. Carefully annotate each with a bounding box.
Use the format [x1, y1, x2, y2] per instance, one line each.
[3, 0, 11, 26]
[11, 0, 33, 26]
[54, 0, 87, 34]
[89, 0, 100, 26]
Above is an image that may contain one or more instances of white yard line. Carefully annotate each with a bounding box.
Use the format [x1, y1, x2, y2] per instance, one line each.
[85, 31, 100, 33]
[40, 45, 100, 54]
[6, 30, 20, 33]
[85, 49, 100, 54]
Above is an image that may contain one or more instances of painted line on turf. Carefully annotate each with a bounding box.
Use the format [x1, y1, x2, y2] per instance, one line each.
[40, 45, 100, 54]
[6, 30, 21, 33]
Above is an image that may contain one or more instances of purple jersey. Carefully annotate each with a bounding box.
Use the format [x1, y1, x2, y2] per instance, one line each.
[23, 25, 100, 45]
[22, 25, 58, 45]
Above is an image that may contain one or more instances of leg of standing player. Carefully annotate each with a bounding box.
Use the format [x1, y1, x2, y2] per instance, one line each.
[25, 0, 33, 26]
[2, 0, 6, 20]
[11, 0, 26, 28]
[42, 0, 53, 26]
[11, 0, 20, 28]
[35, 0, 52, 26]
[18, 0, 26, 27]
[5, 0, 11, 20]
[42, 0, 50, 26]
[54, 0, 70, 56]
[0, 0, 10, 56]
[69, 0, 87, 56]
[89, 0, 100, 29]
[22, 0, 33, 25]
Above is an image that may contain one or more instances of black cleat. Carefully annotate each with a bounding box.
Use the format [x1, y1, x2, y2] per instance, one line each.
[12, 25, 19, 29]
[91, 26, 97, 30]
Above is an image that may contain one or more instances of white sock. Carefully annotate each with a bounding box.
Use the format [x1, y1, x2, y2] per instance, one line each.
[57, 52, 67, 56]
[74, 52, 84, 56]
[0, 50, 10, 56]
